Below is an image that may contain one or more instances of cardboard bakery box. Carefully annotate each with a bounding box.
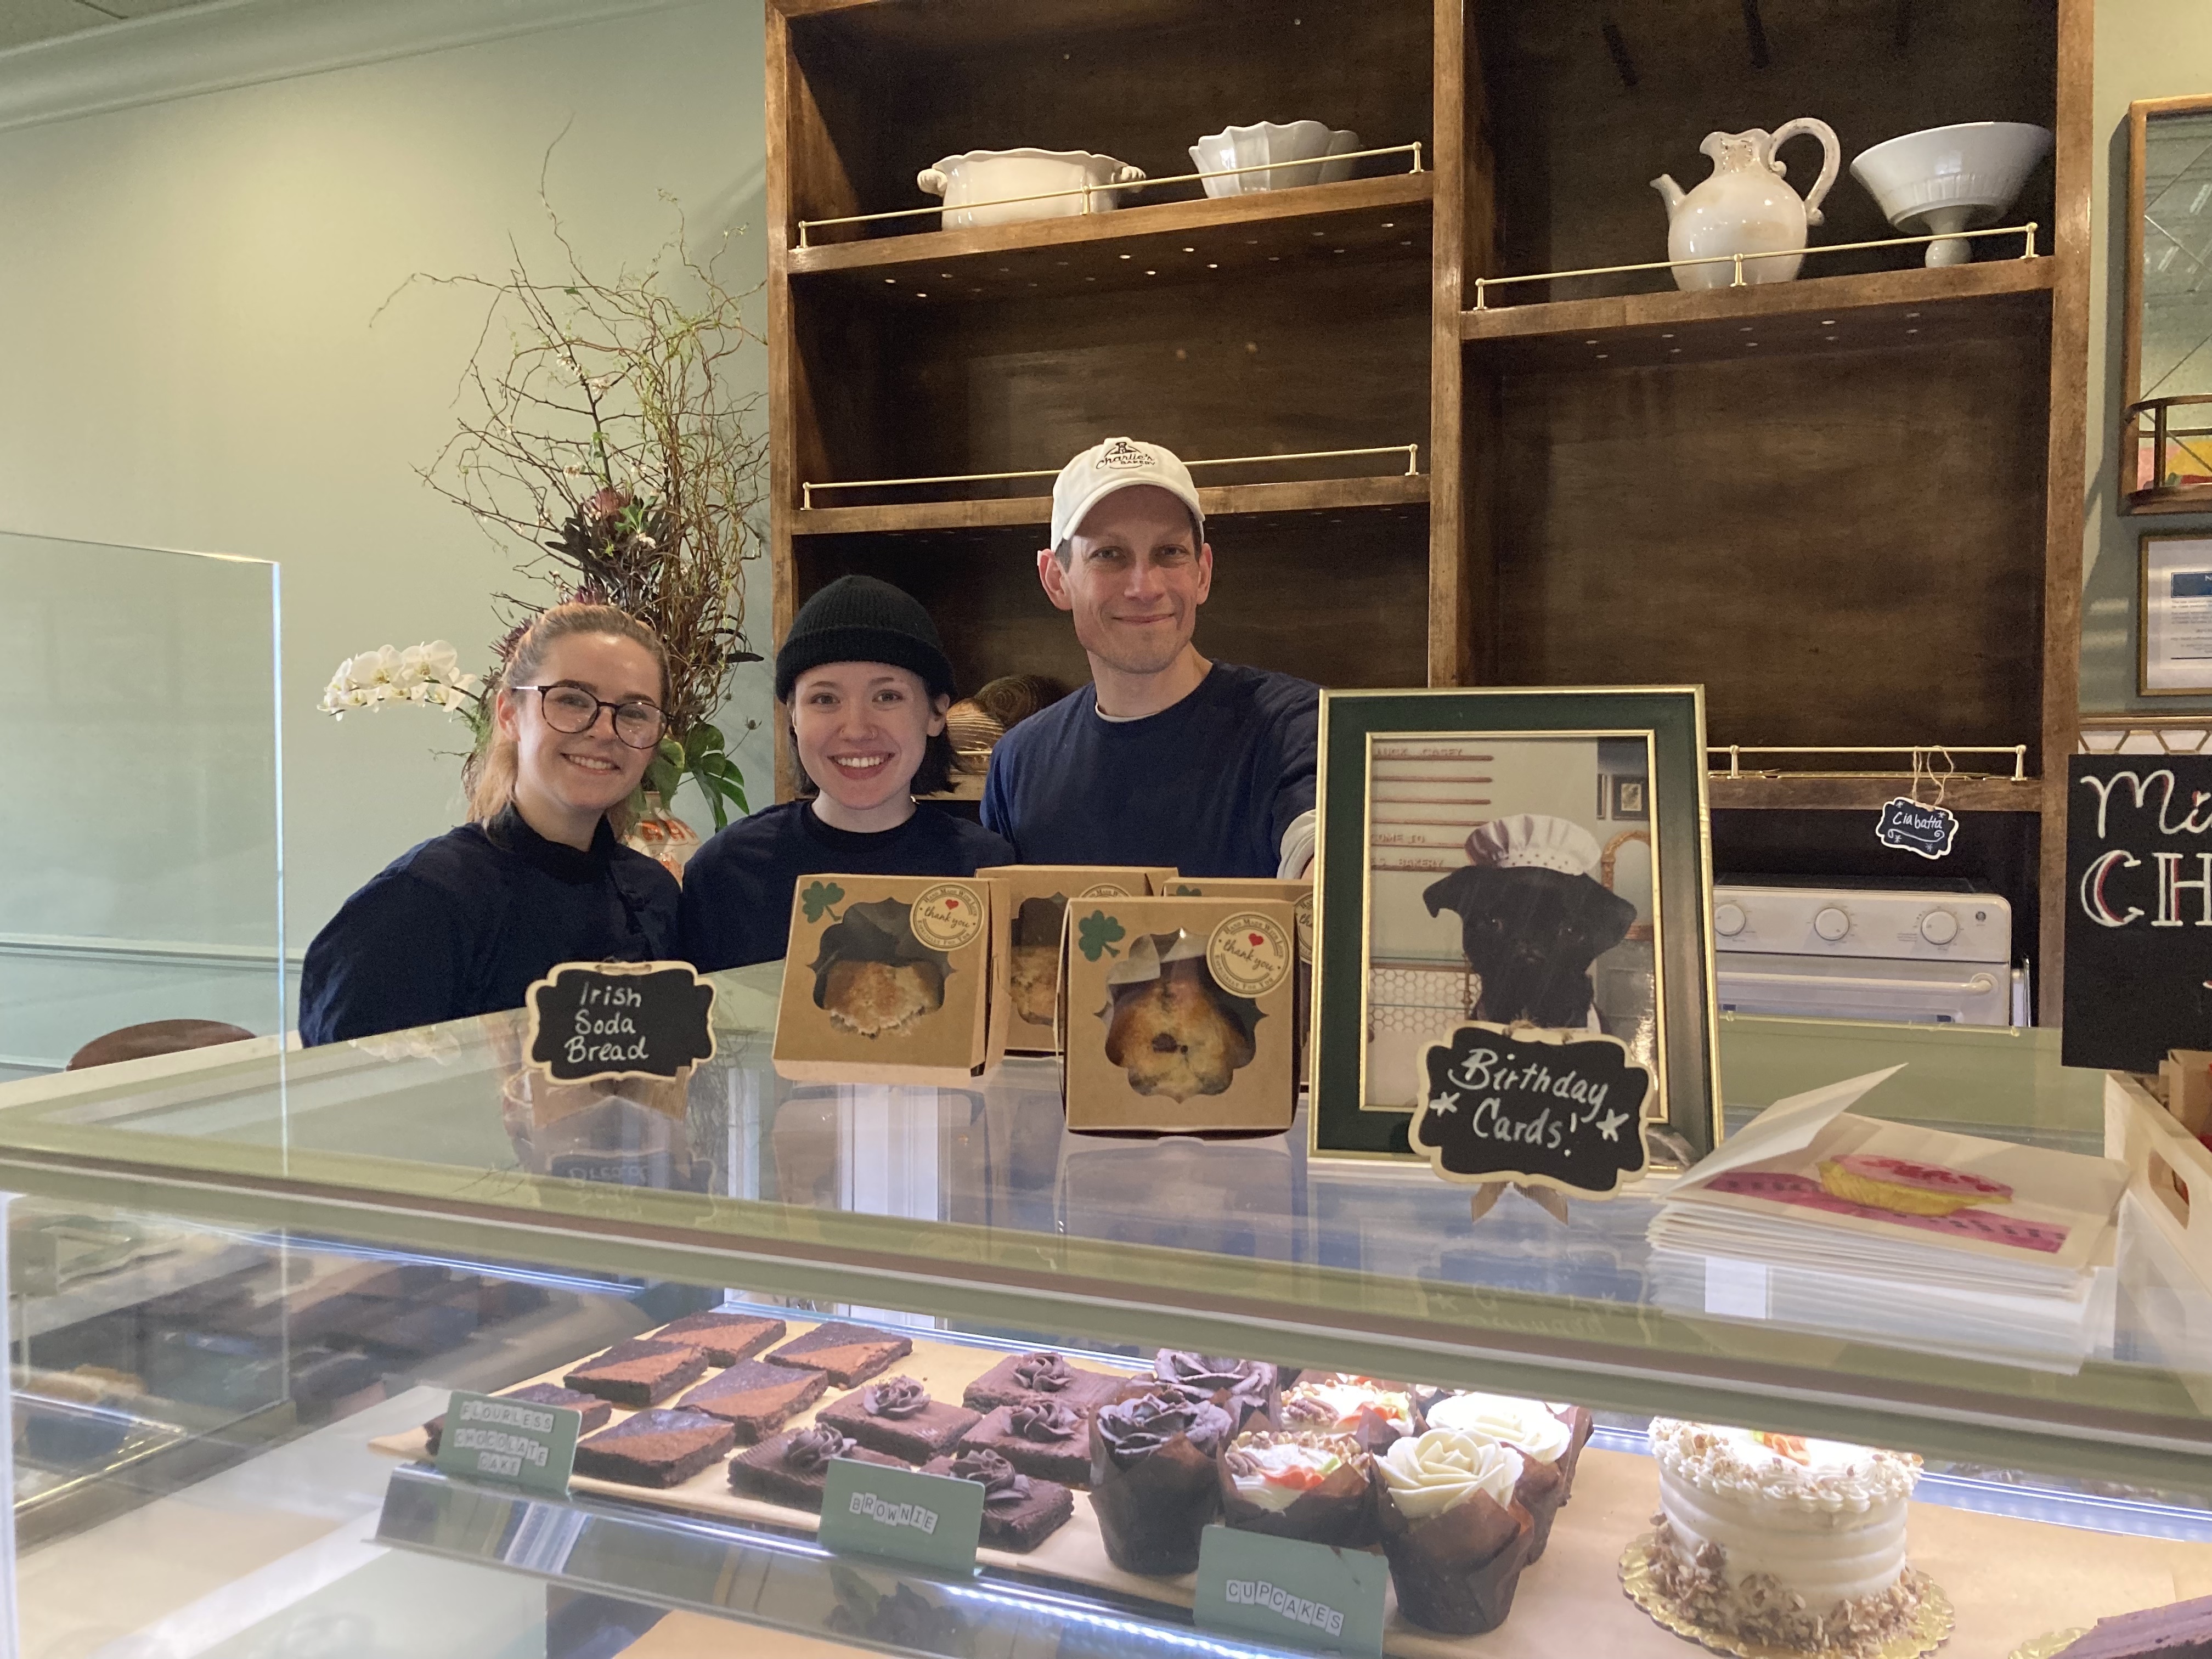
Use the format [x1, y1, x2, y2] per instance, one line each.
[978, 865, 1179, 1057]
[1152, 876, 1313, 1087]
[1059, 895, 1299, 1134]
[771, 874, 1001, 1085]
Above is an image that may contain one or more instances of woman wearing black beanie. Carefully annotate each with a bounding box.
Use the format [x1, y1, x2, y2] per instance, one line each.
[678, 575, 1014, 970]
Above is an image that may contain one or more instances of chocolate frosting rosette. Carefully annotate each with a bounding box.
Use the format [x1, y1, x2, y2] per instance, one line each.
[861, 1376, 929, 1417]
[1150, 1351, 1278, 1429]
[1089, 1390, 1235, 1575]
[1374, 1427, 1535, 1635]
[1278, 1374, 1420, 1454]
[1423, 1391, 1581, 1561]
[1217, 1427, 1375, 1547]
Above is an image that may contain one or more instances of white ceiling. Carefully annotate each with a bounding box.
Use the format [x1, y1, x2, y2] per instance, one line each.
[0, 0, 229, 53]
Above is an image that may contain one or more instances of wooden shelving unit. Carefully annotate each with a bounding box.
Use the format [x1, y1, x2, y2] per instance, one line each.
[765, 0, 2090, 1013]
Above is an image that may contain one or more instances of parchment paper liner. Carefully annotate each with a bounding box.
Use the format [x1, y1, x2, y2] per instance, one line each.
[1376, 1482, 1535, 1635]
[1217, 1436, 1377, 1549]
[1088, 1414, 1223, 1576]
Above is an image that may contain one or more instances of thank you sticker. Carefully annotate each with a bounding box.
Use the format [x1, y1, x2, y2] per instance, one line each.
[819, 1458, 984, 1572]
[1195, 1526, 1387, 1658]
[1875, 797, 1960, 860]
[527, 960, 716, 1084]
[1207, 912, 1292, 998]
[910, 882, 985, 952]
[1408, 1022, 1651, 1196]
[1077, 881, 1132, 899]
[433, 1389, 578, 1497]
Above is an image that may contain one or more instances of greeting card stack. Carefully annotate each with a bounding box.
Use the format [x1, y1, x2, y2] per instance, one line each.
[1649, 1069, 2127, 1366]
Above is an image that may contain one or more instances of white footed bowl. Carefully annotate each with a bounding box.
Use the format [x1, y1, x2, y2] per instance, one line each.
[1850, 121, 2052, 266]
[1190, 121, 1360, 198]
[918, 149, 1146, 230]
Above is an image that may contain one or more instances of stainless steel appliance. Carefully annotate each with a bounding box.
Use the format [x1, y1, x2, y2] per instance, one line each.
[1713, 877, 2025, 1026]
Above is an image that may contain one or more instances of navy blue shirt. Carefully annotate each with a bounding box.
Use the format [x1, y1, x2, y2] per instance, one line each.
[982, 662, 1318, 877]
[299, 806, 680, 1046]
[679, 800, 1015, 972]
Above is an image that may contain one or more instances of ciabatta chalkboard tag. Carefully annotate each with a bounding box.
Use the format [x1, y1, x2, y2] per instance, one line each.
[525, 960, 716, 1085]
[1408, 1022, 1651, 1197]
[1875, 797, 1959, 860]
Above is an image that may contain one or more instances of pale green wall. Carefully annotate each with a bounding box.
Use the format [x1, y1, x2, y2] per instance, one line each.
[0, 0, 771, 1067]
[2081, 0, 2212, 708]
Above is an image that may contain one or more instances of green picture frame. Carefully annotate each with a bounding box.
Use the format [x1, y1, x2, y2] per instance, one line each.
[1309, 686, 1722, 1163]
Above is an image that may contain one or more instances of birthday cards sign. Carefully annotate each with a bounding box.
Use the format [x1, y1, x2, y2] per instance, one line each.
[1408, 1023, 1651, 1195]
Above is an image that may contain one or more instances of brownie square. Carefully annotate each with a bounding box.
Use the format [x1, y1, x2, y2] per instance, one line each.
[730, 1427, 905, 1511]
[817, 1378, 981, 1461]
[647, 1310, 787, 1367]
[424, 1383, 611, 1454]
[961, 1350, 1125, 1415]
[957, 1403, 1090, 1486]
[564, 1338, 710, 1407]
[765, 1322, 912, 1387]
[675, 1361, 826, 1442]
[574, 1408, 735, 1488]
[923, 1454, 1075, 1552]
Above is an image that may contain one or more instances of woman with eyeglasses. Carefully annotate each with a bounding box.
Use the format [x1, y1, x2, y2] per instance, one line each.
[299, 602, 682, 1045]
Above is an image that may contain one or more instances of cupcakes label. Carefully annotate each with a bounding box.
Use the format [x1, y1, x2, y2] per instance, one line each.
[910, 882, 985, 952]
[1209, 913, 1293, 998]
[1195, 1526, 1389, 1658]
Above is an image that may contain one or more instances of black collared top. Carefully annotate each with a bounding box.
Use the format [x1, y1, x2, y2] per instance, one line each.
[298, 804, 680, 1046]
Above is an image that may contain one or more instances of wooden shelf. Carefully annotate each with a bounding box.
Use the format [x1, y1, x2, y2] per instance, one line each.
[1707, 775, 2044, 813]
[788, 174, 1432, 303]
[1459, 257, 2056, 371]
[793, 471, 1428, 537]
[2123, 483, 2212, 516]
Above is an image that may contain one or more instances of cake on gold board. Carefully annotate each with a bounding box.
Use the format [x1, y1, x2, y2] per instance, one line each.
[1624, 1419, 1951, 1659]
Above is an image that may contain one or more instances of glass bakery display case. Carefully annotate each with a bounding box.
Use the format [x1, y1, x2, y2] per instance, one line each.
[0, 977, 2202, 1659]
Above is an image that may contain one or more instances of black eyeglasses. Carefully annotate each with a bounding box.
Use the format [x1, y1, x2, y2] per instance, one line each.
[513, 683, 667, 748]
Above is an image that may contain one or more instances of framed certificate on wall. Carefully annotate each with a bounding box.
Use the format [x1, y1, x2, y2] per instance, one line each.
[2140, 533, 2212, 696]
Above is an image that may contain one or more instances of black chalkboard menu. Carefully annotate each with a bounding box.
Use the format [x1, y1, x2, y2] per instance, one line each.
[526, 961, 717, 1084]
[1407, 1023, 1651, 1195]
[2063, 755, 2212, 1073]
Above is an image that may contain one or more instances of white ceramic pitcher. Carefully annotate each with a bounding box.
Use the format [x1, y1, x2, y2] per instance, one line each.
[1651, 119, 1841, 292]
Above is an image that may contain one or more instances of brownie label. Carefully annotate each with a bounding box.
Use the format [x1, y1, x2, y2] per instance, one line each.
[1407, 1022, 1651, 1196]
[526, 960, 716, 1085]
[819, 1459, 983, 1572]
[1196, 1527, 1386, 1658]
[1209, 912, 1292, 998]
[910, 882, 985, 952]
[434, 1390, 577, 1497]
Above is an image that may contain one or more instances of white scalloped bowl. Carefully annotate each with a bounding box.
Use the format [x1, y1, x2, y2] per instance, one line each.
[1190, 121, 1361, 198]
[917, 149, 1146, 230]
[1850, 122, 2052, 265]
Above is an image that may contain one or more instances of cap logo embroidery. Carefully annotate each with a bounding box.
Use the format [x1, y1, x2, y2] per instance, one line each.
[1096, 438, 1150, 470]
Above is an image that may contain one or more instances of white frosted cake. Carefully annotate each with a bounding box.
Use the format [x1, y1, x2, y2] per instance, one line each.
[1644, 1419, 1927, 1657]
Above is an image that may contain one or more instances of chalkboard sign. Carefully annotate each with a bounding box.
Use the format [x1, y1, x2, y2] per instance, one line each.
[1875, 796, 1959, 860]
[2063, 757, 2212, 1073]
[526, 961, 717, 1084]
[1407, 1023, 1651, 1195]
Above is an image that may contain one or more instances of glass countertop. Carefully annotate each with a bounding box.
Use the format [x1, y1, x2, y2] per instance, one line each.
[0, 969, 2202, 1495]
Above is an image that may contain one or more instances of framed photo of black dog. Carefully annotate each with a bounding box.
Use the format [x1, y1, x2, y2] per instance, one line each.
[1310, 687, 1722, 1163]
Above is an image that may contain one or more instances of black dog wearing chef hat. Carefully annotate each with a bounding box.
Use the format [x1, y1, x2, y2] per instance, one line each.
[1422, 813, 1637, 1030]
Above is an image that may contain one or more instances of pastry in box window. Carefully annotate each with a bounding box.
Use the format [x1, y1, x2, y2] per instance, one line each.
[1104, 936, 1259, 1101]
[811, 899, 947, 1037]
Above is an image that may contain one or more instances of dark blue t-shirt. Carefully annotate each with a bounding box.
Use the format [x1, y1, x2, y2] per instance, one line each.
[679, 800, 1015, 972]
[299, 805, 680, 1046]
[981, 662, 1318, 877]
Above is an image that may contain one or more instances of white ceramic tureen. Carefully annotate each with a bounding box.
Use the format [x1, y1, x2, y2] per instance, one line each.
[1190, 121, 1361, 196]
[917, 150, 1146, 230]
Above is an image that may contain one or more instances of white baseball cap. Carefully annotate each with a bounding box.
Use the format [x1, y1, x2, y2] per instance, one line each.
[1049, 436, 1206, 550]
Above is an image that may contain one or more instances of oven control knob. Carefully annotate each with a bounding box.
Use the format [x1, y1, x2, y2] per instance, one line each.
[1813, 906, 1850, 942]
[1714, 902, 1746, 937]
[1920, 909, 1959, 946]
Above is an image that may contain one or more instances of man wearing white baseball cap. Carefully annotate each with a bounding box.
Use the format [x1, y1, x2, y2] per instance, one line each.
[981, 437, 1318, 878]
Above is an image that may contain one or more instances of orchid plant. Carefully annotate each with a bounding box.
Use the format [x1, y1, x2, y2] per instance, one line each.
[318, 641, 490, 744]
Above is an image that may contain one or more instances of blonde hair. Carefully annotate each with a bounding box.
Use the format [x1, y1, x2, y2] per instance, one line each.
[465, 603, 669, 834]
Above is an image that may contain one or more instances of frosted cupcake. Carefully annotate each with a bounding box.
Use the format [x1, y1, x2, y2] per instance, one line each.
[1423, 1391, 1583, 1561]
[1089, 1390, 1235, 1575]
[1218, 1428, 1374, 1547]
[1374, 1428, 1534, 1635]
[1278, 1374, 1418, 1453]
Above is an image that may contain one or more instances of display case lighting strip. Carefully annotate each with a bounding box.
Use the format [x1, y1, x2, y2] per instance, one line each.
[800, 444, 1421, 509]
[795, 142, 1425, 246]
[1708, 744, 2030, 781]
[1470, 222, 2039, 309]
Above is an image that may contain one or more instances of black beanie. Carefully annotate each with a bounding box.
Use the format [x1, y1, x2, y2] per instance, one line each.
[775, 574, 956, 704]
